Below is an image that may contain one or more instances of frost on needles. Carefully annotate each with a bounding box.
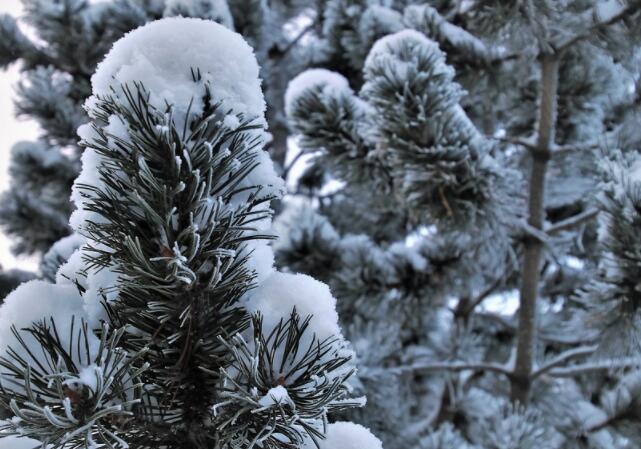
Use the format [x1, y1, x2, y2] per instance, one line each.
[0, 18, 380, 449]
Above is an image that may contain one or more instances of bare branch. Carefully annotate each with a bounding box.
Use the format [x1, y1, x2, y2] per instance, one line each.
[388, 361, 512, 377]
[547, 358, 641, 378]
[532, 345, 597, 379]
[465, 276, 505, 314]
[546, 208, 599, 235]
[272, 22, 315, 60]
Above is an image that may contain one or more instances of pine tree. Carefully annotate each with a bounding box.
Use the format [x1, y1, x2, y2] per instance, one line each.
[0, 0, 313, 295]
[0, 18, 379, 449]
[277, 1, 641, 448]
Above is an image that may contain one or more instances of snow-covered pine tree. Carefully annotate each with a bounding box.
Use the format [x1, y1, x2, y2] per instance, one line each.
[0, 0, 313, 296]
[277, 1, 641, 448]
[0, 18, 380, 449]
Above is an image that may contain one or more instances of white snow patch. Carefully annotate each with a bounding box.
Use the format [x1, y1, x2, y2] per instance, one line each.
[244, 272, 342, 345]
[258, 385, 294, 408]
[314, 422, 383, 449]
[0, 434, 44, 449]
[0, 281, 98, 394]
[89, 18, 264, 119]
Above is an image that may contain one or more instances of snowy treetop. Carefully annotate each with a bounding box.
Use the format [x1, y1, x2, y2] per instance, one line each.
[88, 17, 265, 119]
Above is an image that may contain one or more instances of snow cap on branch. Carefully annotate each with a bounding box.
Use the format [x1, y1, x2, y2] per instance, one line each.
[285, 68, 351, 117]
[88, 17, 264, 118]
[244, 271, 342, 345]
[0, 281, 92, 365]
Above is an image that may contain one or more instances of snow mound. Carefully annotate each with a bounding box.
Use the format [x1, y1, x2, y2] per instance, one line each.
[244, 272, 342, 344]
[285, 68, 351, 116]
[0, 280, 97, 390]
[318, 422, 383, 449]
[88, 17, 264, 119]
[0, 434, 45, 449]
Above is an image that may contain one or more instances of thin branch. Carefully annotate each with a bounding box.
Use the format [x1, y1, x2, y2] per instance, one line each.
[532, 345, 597, 379]
[273, 22, 315, 60]
[282, 149, 306, 179]
[492, 135, 538, 151]
[465, 276, 505, 314]
[547, 358, 641, 378]
[387, 361, 512, 377]
[546, 208, 599, 235]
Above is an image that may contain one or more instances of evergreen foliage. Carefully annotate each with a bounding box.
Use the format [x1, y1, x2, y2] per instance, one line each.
[0, 18, 376, 449]
[2, 1, 641, 449]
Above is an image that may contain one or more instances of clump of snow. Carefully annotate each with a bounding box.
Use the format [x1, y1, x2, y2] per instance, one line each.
[41, 233, 86, 276]
[0, 434, 44, 449]
[243, 240, 276, 284]
[44, 234, 86, 265]
[285, 69, 351, 117]
[0, 281, 98, 393]
[164, 0, 234, 29]
[89, 18, 264, 119]
[223, 114, 241, 130]
[82, 264, 121, 328]
[244, 272, 342, 344]
[68, 146, 110, 232]
[316, 422, 383, 449]
[258, 385, 295, 409]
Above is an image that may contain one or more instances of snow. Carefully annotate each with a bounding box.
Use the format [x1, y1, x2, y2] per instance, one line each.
[285, 69, 351, 117]
[243, 240, 276, 284]
[316, 422, 383, 449]
[0, 434, 43, 449]
[42, 233, 86, 273]
[0, 280, 98, 391]
[68, 147, 109, 232]
[223, 114, 241, 130]
[258, 385, 295, 408]
[594, 0, 627, 23]
[243, 272, 342, 345]
[89, 18, 265, 120]
[82, 264, 120, 328]
[74, 364, 103, 393]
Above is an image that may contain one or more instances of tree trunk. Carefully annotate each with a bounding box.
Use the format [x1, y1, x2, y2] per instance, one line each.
[511, 54, 559, 405]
